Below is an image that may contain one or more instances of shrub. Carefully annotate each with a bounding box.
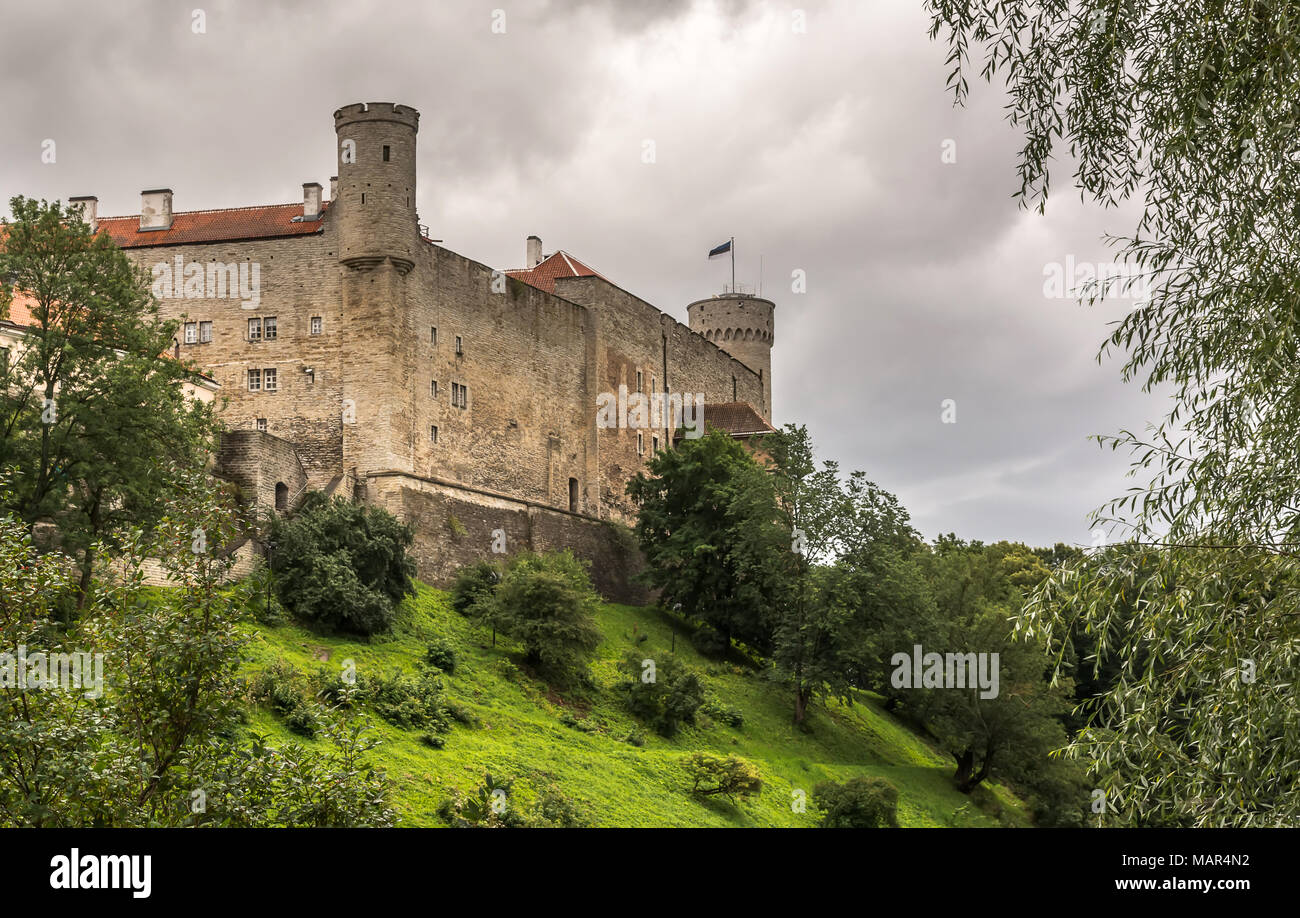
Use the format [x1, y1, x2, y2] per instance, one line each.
[420, 733, 445, 750]
[476, 551, 603, 686]
[269, 493, 415, 636]
[813, 776, 900, 828]
[425, 637, 457, 673]
[691, 624, 730, 657]
[369, 668, 451, 732]
[683, 752, 763, 801]
[701, 698, 744, 728]
[618, 652, 706, 737]
[450, 560, 501, 616]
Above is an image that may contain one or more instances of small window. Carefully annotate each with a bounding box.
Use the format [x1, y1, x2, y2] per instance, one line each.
[275, 482, 288, 511]
[430, 326, 437, 345]
[184, 322, 197, 344]
[248, 318, 261, 341]
[651, 375, 656, 394]
[383, 145, 391, 162]
[637, 432, 644, 455]
[636, 370, 643, 393]
[256, 418, 267, 432]
[361, 193, 365, 204]
[430, 425, 438, 443]
[264, 316, 277, 340]
[460, 384, 468, 409]
[263, 368, 277, 392]
[431, 380, 438, 398]
[455, 335, 463, 355]
[310, 316, 322, 335]
[199, 321, 212, 343]
[248, 368, 261, 392]
[652, 435, 659, 453]
[568, 477, 578, 512]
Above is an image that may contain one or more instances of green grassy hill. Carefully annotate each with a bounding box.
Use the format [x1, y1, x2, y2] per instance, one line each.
[241, 582, 1030, 827]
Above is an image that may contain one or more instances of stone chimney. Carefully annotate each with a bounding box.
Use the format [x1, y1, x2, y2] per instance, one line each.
[140, 189, 173, 231]
[329, 175, 338, 202]
[303, 182, 323, 220]
[526, 235, 543, 267]
[68, 195, 98, 231]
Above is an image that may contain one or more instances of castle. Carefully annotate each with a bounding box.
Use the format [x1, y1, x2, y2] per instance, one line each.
[61, 102, 777, 597]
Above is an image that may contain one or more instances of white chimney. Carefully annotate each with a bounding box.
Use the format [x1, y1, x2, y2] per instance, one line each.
[329, 175, 338, 202]
[303, 182, 323, 220]
[526, 235, 543, 267]
[68, 195, 98, 232]
[140, 188, 173, 231]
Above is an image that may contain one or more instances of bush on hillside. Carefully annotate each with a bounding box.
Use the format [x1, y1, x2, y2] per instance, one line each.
[617, 651, 706, 737]
[683, 752, 763, 801]
[425, 637, 457, 673]
[450, 559, 502, 616]
[473, 551, 603, 687]
[269, 493, 415, 636]
[813, 776, 900, 828]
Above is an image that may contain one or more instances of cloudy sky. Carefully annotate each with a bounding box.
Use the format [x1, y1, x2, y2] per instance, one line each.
[0, 0, 1160, 548]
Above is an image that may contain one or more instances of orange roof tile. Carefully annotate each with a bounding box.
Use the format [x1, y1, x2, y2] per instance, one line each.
[693, 402, 775, 439]
[505, 250, 607, 294]
[94, 202, 328, 248]
[1, 290, 38, 328]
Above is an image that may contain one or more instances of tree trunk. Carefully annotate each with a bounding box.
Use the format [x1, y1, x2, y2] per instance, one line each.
[793, 684, 808, 725]
[954, 745, 976, 793]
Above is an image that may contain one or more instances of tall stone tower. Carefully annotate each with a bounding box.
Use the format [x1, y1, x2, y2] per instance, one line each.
[687, 292, 775, 421]
[334, 102, 421, 477]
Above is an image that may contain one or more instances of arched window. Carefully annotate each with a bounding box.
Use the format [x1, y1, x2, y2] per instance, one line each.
[275, 482, 288, 512]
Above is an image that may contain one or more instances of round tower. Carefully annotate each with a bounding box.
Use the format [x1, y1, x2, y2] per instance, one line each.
[687, 293, 775, 421]
[333, 102, 420, 272]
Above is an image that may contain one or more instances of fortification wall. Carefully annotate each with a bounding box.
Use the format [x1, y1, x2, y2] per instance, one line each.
[364, 471, 649, 604]
[399, 242, 595, 513]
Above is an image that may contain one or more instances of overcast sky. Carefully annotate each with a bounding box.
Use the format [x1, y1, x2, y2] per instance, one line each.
[0, 0, 1161, 548]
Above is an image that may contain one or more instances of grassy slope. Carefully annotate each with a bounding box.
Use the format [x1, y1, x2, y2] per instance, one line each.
[241, 582, 1030, 827]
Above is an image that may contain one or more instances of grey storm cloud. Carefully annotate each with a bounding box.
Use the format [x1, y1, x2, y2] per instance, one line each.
[0, 0, 1162, 549]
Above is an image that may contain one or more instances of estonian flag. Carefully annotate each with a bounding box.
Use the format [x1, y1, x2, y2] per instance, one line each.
[708, 240, 732, 259]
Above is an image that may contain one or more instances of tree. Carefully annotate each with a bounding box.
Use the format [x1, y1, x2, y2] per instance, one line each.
[0, 478, 393, 827]
[0, 196, 218, 608]
[628, 429, 786, 653]
[929, 1, 1300, 824]
[683, 752, 763, 801]
[764, 425, 938, 724]
[813, 776, 900, 828]
[617, 651, 705, 737]
[269, 492, 415, 636]
[472, 551, 603, 687]
[912, 541, 1074, 796]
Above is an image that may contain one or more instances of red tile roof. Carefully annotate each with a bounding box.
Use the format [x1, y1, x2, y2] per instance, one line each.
[505, 250, 607, 294]
[94, 202, 328, 248]
[678, 402, 775, 440]
[0, 290, 37, 328]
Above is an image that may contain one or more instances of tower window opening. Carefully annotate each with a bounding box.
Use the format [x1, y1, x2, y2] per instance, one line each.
[568, 477, 578, 512]
[382, 145, 391, 162]
[275, 482, 288, 511]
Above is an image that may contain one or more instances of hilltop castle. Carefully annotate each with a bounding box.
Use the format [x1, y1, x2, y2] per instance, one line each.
[62, 102, 777, 596]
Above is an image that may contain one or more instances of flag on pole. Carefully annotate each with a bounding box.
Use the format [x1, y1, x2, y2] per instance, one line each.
[708, 240, 732, 259]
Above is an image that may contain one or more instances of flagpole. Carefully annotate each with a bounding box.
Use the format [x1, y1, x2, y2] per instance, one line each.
[731, 236, 735, 293]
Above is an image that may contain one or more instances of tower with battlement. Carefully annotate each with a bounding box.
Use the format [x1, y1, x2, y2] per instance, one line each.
[686, 293, 775, 421]
[334, 102, 421, 478]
